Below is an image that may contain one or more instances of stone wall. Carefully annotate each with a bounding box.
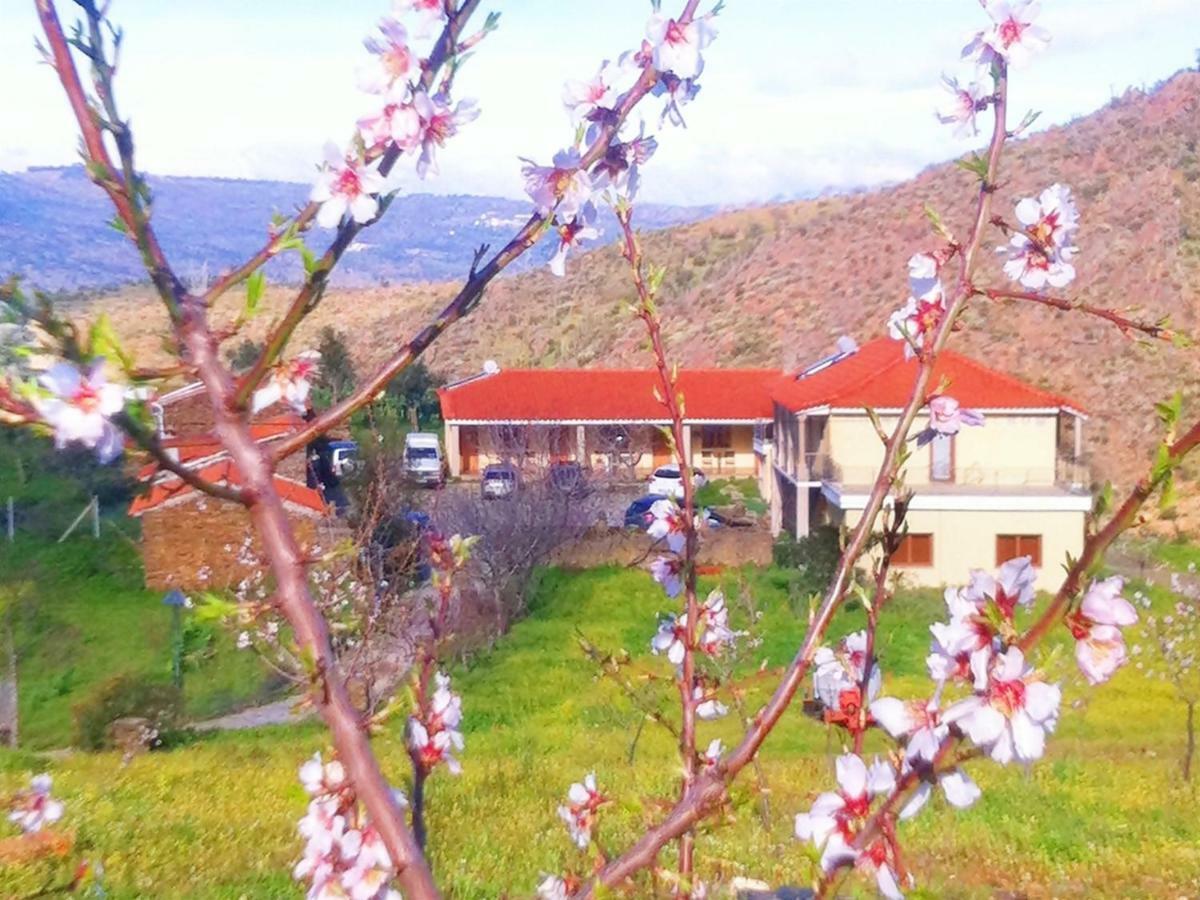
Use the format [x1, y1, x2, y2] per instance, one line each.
[549, 526, 773, 570]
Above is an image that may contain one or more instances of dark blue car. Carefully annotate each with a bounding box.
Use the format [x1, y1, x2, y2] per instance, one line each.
[624, 494, 669, 530]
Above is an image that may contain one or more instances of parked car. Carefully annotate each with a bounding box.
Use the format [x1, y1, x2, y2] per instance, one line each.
[647, 465, 707, 498]
[404, 432, 445, 487]
[481, 463, 519, 500]
[548, 460, 588, 497]
[328, 440, 359, 478]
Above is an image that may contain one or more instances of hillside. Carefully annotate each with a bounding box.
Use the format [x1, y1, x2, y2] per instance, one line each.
[0, 166, 714, 290]
[87, 70, 1200, 491]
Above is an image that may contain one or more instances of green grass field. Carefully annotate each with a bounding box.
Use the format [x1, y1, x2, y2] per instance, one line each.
[1, 562, 1199, 898]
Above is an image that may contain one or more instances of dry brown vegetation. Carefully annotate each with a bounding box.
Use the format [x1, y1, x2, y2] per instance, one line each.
[90, 71, 1200, 496]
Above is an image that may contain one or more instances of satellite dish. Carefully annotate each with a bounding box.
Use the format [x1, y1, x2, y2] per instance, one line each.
[482, 360, 501, 375]
[835, 335, 859, 355]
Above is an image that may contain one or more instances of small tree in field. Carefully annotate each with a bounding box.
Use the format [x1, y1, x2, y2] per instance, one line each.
[1136, 574, 1200, 780]
[315, 326, 359, 404]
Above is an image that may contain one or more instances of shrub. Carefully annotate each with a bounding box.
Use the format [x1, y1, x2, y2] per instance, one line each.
[773, 525, 841, 594]
[72, 673, 183, 750]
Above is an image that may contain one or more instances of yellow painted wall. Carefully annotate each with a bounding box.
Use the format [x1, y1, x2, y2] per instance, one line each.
[840, 506, 1085, 591]
[826, 414, 1059, 486]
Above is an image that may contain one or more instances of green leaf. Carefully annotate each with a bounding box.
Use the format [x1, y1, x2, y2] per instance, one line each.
[244, 270, 265, 318]
[954, 153, 990, 181]
[300, 246, 318, 276]
[923, 203, 953, 242]
[1160, 471, 1178, 512]
[88, 313, 133, 371]
[192, 592, 239, 623]
[1154, 391, 1182, 431]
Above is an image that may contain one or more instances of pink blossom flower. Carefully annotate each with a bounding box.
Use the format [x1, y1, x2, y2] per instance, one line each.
[557, 773, 606, 849]
[393, 0, 446, 38]
[646, 497, 687, 554]
[916, 395, 985, 446]
[1069, 575, 1138, 685]
[591, 132, 658, 200]
[652, 71, 703, 128]
[359, 18, 415, 94]
[537, 875, 571, 900]
[413, 91, 479, 179]
[944, 646, 1061, 765]
[1000, 183, 1079, 290]
[898, 766, 981, 821]
[693, 683, 728, 720]
[549, 209, 599, 278]
[7, 774, 64, 834]
[937, 75, 986, 137]
[646, 12, 716, 80]
[299, 753, 348, 798]
[252, 350, 321, 415]
[33, 360, 125, 463]
[562, 63, 617, 125]
[311, 144, 386, 229]
[964, 1, 1051, 69]
[521, 148, 596, 222]
[340, 826, 394, 900]
[702, 738, 723, 768]
[358, 94, 423, 153]
[812, 630, 882, 717]
[887, 281, 945, 359]
[794, 754, 902, 897]
[651, 590, 736, 663]
[964, 556, 1037, 619]
[869, 696, 948, 763]
[649, 555, 684, 598]
[408, 672, 464, 774]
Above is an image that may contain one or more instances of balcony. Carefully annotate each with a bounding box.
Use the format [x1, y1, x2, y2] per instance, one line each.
[805, 454, 1091, 493]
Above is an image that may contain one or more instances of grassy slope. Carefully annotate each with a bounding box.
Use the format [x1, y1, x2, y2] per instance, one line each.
[0, 533, 278, 749]
[1, 566, 1198, 898]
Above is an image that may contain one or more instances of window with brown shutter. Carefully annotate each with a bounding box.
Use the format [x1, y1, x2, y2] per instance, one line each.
[996, 534, 1042, 567]
[893, 533, 934, 566]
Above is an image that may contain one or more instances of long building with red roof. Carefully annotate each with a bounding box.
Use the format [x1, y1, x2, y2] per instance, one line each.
[437, 337, 1091, 589]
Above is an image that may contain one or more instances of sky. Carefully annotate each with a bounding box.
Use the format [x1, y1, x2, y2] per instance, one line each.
[1, 0, 1198, 206]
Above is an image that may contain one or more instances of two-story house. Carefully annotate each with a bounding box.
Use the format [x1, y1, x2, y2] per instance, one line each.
[762, 338, 1090, 590]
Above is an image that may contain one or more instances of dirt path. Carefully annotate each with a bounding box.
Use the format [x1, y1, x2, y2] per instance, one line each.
[191, 697, 310, 732]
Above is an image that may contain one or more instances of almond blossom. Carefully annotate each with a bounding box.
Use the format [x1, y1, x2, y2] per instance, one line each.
[963, 0, 1050, 69]
[358, 93, 423, 153]
[887, 282, 946, 359]
[702, 738, 723, 768]
[394, 0, 446, 38]
[311, 144, 386, 229]
[7, 773, 64, 834]
[408, 672, 464, 774]
[646, 497, 688, 553]
[299, 752, 348, 798]
[944, 645, 1061, 765]
[251, 350, 321, 415]
[358, 18, 415, 94]
[693, 683, 728, 720]
[937, 75, 986, 138]
[653, 71, 703, 128]
[537, 875, 573, 900]
[646, 12, 716, 80]
[1068, 575, 1138, 685]
[1000, 183, 1079, 290]
[916, 395, 985, 446]
[794, 754, 903, 899]
[591, 132, 658, 200]
[562, 63, 617, 125]
[549, 207, 599, 277]
[870, 696, 949, 763]
[812, 630, 882, 728]
[33, 360, 125, 463]
[649, 555, 684, 598]
[413, 91, 479, 179]
[898, 765, 981, 821]
[521, 148, 596, 222]
[906, 252, 941, 299]
[557, 773, 606, 849]
[651, 589, 736, 664]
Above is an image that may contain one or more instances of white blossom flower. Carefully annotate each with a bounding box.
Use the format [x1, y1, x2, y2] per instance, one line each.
[887, 281, 946, 359]
[33, 360, 125, 463]
[964, 1, 1051, 69]
[693, 684, 728, 720]
[649, 555, 684, 599]
[646, 497, 687, 554]
[557, 773, 605, 849]
[7, 774, 64, 834]
[916, 395, 984, 446]
[521, 148, 596, 222]
[907, 251, 941, 298]
[1069, 575, 1138, 685]
[358, 93, 423, 152]
[358, 18, 415, 94]
[299, 753, 348, 797]
[393, 0, 446, 37]
[408, 672, 464, 775]
[898, 766, 981, 820]
[591, 132, 658, 200]
[645, 12, 716, 80]
[562, 62, 617, 125]
[1000, 183, 1079, 290]
[937, 75, 986, 137]
[537, 875, 570, 900]
[311, 144, 386, 229]
[702, 738, 723, 767]
[413, 91, 479, 179]
[944, 646, 1061, 765]
[870, 696, 948, 763]
[251, 350, 321, 415]
[812, 630, 881, 717]
[549, 206, 599, 277]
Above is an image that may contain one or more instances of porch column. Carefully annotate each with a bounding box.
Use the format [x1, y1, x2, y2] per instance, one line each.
[681, 424, 693, 468]
[770, 472, 783, 537]
[795, 484, 810, 537]
[445, 423, 461, 477]
[1073, 415, 1083, 461]
[576, 425, 586, 465]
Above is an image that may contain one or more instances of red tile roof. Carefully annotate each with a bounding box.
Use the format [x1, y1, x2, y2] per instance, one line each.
[437, 369, 779, 422]
[136, 418, 301, 480]
[129, 460, 327, 517]
[771, 338, 1083, 414]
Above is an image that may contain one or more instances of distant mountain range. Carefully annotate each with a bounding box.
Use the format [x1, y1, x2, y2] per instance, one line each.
[0, 166, 718, 291]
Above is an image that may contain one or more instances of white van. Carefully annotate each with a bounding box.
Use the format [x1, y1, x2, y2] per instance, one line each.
[404, 432, 445, 487]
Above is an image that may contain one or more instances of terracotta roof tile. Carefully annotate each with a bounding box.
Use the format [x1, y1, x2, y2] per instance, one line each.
[437, 369, 779, 421]
[129, 460, 327, 517]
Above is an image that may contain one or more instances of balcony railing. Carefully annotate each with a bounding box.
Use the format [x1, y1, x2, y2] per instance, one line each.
[800, 454, 1091, 491]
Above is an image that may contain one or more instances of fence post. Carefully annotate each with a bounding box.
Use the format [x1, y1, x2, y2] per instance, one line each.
[91, 495, 100, 539]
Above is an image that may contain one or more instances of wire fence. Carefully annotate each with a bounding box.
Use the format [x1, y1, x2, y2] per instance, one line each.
[2, 494, 115, 544]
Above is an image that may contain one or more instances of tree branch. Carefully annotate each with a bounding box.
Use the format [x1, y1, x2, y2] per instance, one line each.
[983, 288, 1180, 342]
